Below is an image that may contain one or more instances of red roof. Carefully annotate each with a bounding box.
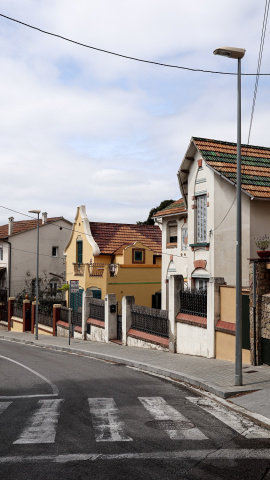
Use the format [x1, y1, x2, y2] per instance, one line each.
[0, 217, 64, 238]
[89, 222, 162, 255]
[153, 199, 186, 217]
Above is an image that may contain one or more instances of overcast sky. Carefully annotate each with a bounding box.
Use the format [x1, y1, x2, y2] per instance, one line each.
[0, 1, 269, 226]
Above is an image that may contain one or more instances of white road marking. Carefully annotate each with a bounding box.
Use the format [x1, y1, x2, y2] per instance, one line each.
[88, 398, 133, 442]
[187, 396, 270, 439]
[3, 449, 270, 463]
[138, 397, 207, 440]
[13, 399, 64, 444]
[0, 402, 12, 414]
[0, 355, 59, 398]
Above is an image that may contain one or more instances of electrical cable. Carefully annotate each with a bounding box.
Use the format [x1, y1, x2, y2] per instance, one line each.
[1, 12, 270, 76]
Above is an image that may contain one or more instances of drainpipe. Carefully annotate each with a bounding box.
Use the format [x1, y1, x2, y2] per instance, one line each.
[3, 239, 11, 298]
[253, 261, 257, 366]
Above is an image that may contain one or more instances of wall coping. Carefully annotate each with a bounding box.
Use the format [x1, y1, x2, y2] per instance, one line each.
[176, 312, 207, 329]
[87, 318, 105, 329]
[215, 320, 236, 336]
[128, 328, 169, 348]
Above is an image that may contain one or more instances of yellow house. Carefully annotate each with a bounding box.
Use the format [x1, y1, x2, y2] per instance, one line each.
[64, 206, 162, 308]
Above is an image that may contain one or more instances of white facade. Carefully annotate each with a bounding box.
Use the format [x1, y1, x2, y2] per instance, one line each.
[0, 218, 72, 297]
[155, 212, 188, 310]
[178, 144, 270, 289]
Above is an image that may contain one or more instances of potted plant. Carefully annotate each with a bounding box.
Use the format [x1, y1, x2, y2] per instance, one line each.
[255, 235, 270, 258]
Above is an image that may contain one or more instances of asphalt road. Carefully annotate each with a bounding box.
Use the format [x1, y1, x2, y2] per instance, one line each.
[1, 339, 270, 480]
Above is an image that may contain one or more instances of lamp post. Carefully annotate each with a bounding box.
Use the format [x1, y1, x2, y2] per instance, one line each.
[29, 209, 41, 340]
[213, 47, 245, 386]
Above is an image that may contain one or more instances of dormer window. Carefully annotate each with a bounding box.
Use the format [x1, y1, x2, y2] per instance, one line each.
[132, 248, 145, 264]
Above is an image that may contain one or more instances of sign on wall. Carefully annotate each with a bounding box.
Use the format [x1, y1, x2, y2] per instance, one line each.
[70, 280, 80, 293]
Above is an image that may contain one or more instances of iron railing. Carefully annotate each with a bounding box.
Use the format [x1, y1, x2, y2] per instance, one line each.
[0, 301, 8, 322]
[180, 288, 207, 317]
[13, 304, 23, 318]
[131, 305, 169, 338]
[59, 306, 70, 323]
[72, 310, 82, 327]
[88, 263, 105, 277]
[89, 298, 105, 322]
[38, 311, 53, 327]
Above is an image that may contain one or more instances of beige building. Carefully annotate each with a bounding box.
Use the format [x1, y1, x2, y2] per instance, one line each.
[0, 213, 72, 297]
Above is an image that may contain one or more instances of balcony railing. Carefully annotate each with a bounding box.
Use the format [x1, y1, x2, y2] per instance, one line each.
[73, 263, 85, 276]
[88, 263, 119, 277]
[88, 263, 105, 277]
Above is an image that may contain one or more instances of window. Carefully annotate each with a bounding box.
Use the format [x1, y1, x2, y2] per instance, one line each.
[181, 227, 188, 251]
[196, 195, 207, 243]
[195, 278, 208, 291]
[132, 248, 145, 264]
[77, 240, 83, 264]
[0, 247, 3, 261]
[52, 246, 58, 257]
[167, 222, 177, 247]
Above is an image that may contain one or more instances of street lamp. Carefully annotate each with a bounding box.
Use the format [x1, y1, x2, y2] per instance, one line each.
[213, 46, 246, 386]
[29, 209, 41, 340]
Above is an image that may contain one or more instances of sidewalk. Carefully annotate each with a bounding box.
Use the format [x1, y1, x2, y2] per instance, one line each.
[1, 329, 270, 427]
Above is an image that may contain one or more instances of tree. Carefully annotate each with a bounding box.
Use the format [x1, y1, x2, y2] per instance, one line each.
[137, 199, 174, 225]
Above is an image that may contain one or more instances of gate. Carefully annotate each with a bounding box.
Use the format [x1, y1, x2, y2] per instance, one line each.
[70, 288, 83, 312]
[117, 301, 122, 341]
[0, 301, 8, 323]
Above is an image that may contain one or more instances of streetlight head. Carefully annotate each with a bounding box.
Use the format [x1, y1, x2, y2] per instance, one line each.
[213, 46, 246, 59]
[28, 210, 41, 214]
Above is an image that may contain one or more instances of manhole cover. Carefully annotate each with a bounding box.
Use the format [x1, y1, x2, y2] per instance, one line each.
[145, 420, 194, 430]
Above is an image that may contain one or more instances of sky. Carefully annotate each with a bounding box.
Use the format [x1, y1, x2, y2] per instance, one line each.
[0, 1, 269, 226]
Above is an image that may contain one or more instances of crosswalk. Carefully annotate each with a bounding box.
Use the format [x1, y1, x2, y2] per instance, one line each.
[1, 396, 270, 446]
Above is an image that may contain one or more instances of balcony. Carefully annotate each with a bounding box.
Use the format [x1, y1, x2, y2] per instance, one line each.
[73, 263, 85, 276]
[88, 263, 119, 277]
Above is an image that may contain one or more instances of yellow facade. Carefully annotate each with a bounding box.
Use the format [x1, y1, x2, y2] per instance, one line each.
[216, 285, 250, 363]
[65, 207, 161, 307]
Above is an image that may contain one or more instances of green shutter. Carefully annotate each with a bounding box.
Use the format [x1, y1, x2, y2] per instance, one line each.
[77, 241, 83, 264]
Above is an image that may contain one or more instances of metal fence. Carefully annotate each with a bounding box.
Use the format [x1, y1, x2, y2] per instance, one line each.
[131, 305, 169, 338]
[38, 311, 53, 327]
[89, 298, 105, 322]
[13, 304, 23, 318]
[0, 289, 7, 302]
[180, 288, 207, 317]
[59, 306, 69, 323]
[0, 301, 8, 322]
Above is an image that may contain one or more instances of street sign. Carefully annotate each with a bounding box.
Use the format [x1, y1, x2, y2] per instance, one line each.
[70, 280, 79, 293]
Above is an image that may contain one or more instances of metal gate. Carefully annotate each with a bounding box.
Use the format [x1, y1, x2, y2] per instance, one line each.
[117, 301, 122, 341]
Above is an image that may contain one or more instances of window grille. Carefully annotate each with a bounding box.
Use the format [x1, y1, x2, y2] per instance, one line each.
[196, 195, 207, 243]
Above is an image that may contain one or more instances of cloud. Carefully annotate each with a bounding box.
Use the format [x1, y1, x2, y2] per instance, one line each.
[0, 1, 269, 226]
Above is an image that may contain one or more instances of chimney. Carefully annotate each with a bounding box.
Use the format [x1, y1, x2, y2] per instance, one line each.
[42, 212, 48, 224]
[8, 217, 14, 236]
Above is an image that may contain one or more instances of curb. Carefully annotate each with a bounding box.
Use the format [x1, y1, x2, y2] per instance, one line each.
[0, 335, 259, 399]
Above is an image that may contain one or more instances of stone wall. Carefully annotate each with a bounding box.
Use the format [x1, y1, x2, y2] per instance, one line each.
[249, 260, 270, 364]
[261, 293, 270, 340]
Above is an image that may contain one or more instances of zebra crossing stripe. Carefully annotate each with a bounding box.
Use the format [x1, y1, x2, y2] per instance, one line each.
[13, 399, 64, 444]
[88, 398, 133, 442]
[0, 402, 12, 415]
[186, 397, 270, 439]
[138, 397, 208, 440]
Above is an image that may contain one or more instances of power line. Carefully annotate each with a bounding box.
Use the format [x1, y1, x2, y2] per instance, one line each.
[1, 12, 270, 76]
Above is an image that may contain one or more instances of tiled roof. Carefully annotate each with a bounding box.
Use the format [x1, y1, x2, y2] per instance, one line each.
[89, 222, 162, 255]
[0, 217, 64, 238]
[153, 199, 186, 217]
[193, 137, 270, 199]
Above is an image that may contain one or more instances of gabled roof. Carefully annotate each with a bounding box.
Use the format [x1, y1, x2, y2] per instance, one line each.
[0, 217, 66, 239]
[179, 137, 270, 199]
[89, 222, 162, 255]
[153, 199, 186, 218]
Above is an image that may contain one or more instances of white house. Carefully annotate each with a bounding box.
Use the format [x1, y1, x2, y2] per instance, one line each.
[0, 213, 72, 297]
[154, 137, 270, 358]
[153, 199, 187, 310]
[177, 136, 270, 290]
